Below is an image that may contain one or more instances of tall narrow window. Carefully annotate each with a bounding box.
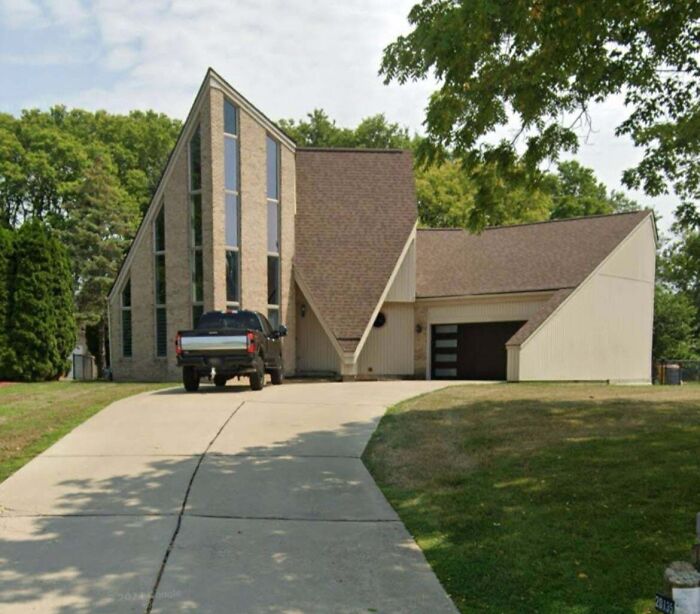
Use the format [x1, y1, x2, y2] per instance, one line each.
[154, 204, 167, 357]
[189, 125, 203, 326]
[121, 278, 132, 358]
[224, 99, 241, 307]
[266, 136, 280, 328]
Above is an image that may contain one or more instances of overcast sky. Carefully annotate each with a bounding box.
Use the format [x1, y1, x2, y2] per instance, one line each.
[0, 0, 679, 236]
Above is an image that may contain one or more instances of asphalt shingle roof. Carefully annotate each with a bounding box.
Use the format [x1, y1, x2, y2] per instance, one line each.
[416, 210, 652, 299]
[295, 148, 417, 353]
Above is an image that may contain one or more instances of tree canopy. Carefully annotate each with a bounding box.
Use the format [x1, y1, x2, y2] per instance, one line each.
[280, 109, 639, 228]
[381, 0, 699, 229]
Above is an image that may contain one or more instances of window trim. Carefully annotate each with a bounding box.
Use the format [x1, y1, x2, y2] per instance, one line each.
[224, 98, 241, 309]
[188, 124, 204, 325]
[153, 202, 167, 358]
[266, 134, 281, 324]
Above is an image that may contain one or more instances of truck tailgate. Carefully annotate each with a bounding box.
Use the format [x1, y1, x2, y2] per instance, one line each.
[180, 332, 247, 353]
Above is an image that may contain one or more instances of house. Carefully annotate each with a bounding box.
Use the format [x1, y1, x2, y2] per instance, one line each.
[107, 69, 657, 383]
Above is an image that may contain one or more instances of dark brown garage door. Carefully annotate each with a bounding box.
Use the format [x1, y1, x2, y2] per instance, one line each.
[431, 321, 526, 380]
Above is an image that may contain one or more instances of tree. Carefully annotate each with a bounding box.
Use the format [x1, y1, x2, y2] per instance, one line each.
[279, 109, 414, 150]
[7, 220, 75, 380]
[660, 230, 700, 313]
[63, 149, 138, 373]
[280, 109, 640, 229]
[0, 227, 14, 378]
[653, 285, 699, 360]
[548, 161, 640, 219]
[381, 0, 700, 228]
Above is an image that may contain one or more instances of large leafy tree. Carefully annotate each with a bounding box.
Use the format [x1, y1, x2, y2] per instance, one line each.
[0, 107, 180, 375]
[0, 227, 14, 378]
[280, 109, 639, 228]
[548, 161, 640, 219]
[653, 285, 699, 360]
[62, 149, 138, 373]
[381, 0, 700, 229]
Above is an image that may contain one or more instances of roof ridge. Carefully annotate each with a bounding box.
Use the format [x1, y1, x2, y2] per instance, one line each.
[297, 147, 407, 154]
[417, 209, 651, 234]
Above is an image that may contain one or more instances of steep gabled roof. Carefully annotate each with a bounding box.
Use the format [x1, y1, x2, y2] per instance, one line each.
[295, 148, 417, 353]
[416, 210, 653, 299]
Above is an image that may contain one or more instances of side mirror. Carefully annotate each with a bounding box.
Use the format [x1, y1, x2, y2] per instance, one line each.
[278, 325, 288, 337]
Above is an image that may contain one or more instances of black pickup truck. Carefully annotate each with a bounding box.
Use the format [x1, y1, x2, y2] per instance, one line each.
[175, 310, 287, 392]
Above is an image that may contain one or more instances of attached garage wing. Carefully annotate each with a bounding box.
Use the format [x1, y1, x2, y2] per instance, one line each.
[431, 321, 526, 380]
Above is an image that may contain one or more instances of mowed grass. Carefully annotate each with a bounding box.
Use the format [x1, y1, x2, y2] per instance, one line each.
[0, 381, 172, 483]
[363, 383, 700, 614]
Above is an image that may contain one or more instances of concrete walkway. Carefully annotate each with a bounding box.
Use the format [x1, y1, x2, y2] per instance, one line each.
[0, 381, 458, 614]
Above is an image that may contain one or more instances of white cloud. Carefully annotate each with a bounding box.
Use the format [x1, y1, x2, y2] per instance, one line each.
[0, 0, 44, 28]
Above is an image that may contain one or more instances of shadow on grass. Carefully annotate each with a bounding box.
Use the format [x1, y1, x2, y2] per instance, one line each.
[364, 396, 700, 614]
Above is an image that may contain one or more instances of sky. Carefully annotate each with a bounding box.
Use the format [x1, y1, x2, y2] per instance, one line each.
[0, 0, 679, 236]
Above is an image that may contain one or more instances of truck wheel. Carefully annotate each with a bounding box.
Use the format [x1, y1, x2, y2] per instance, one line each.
[183, 366, 200, 392]
[214, 374, 227, 388]
[249, 361, 265, 391]
[270, 366, 284, 385]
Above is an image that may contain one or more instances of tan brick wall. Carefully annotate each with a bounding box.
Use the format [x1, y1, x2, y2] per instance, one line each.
[238, 110, 268, 311]
[109, 84, 298, 380]
[207, 88, 226, 309]
[414, 303, 428, 378]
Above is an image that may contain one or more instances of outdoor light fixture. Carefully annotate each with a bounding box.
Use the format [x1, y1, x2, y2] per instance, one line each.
[415, 324, 423, 334]
[301, 304, 306, 318]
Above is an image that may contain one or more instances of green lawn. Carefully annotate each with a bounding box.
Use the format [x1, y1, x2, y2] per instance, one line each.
[0, 381, 171, 483]
[363, 383, 700, 614]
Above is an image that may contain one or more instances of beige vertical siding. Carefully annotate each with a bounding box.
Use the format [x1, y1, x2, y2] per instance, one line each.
[358, 303, 415, 376]
[425, 295, 548, 326]
[385, 239, 416, 302]
[518, 217, 656, 382]
[295, 286, 340, 373]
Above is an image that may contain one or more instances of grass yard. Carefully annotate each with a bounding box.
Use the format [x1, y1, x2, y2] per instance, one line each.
[0, 381, 171, 483]
[363, 383, 700, 614]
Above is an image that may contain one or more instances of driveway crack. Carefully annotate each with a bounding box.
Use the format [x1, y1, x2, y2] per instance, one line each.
[145, 400, 245, 613]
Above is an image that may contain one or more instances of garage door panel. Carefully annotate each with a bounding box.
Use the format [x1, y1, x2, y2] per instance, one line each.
[432, 321, 526, 380]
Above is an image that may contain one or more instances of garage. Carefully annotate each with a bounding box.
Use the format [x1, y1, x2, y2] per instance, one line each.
[431, 321, 526, 380]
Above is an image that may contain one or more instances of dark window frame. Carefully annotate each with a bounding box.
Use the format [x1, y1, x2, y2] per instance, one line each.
[153, 202, 167, 358]
[224, 99, 241, 309]
[189, 124, 204, 326]
[121, 279, 132, 358]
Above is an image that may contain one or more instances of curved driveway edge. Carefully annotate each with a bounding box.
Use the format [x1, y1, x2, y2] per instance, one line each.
[0, 381, 457, 613]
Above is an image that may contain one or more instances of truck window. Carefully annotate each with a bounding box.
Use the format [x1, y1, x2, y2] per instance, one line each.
[196, 311, 262, 331]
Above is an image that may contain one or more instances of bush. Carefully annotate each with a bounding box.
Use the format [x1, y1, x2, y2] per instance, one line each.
[6, 220, 76, 380]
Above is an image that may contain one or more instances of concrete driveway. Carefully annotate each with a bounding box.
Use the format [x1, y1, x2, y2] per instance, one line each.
[0, 380, 458, 614]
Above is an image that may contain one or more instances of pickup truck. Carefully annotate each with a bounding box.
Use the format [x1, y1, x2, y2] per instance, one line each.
[175, 310, 287, 392]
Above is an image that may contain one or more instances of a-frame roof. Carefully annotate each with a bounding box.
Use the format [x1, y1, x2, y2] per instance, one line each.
[294, 148, 417, 353]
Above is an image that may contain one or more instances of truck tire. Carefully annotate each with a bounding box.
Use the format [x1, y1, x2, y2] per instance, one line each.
[270, 366, 284, 385]
[214, 374, 227, 388]
[249, 360, 265, 391]
[183, 366, 200, 392]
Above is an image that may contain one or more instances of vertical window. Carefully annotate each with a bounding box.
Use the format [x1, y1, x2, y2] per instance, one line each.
[266, 136, 280, 328]
[224, 99, 240, 307]
[121, 279, 132, 358]
[154, 204, 167, 357]
[189, 125, 203, 326]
